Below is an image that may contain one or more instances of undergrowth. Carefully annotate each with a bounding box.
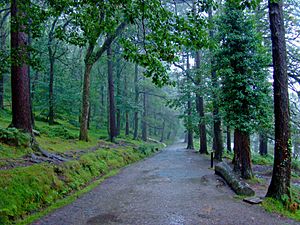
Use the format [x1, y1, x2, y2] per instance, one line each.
[0, 145, 160, 224]
[262, 186, 300, 221]
[0, 109, 164, 224]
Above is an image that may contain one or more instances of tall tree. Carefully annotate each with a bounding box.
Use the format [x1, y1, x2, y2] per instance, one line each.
[79, 22, 126, 141]
[141, 91, 147, 141]
[226, 126, 231, 152]
[47, 17, 58, 125]
[217, 0, 270, 179]
[10, 0, 32, 133]
[209, 6, 224, 160]
[259, 133, 268, 156]
[124, 72, 130, 136]
[195, 51, 208, 154]
[266, 0, 292, 200]
[0, 8, 9, 109]
[186, 53, 194, 150]
[107, 44, 117, 142]
[133, 64, 139, 139]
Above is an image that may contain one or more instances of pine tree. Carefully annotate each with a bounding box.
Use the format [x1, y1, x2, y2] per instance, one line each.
[217, 0, 271, 179]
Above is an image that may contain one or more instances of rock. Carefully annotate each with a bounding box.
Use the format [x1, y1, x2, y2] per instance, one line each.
[215, 161, 255, 196]
[243, 197, 263, 204]
[33, 129, 40, 136]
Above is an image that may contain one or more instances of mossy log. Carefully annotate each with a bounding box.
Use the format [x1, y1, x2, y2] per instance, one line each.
[215, 161, 255, 196]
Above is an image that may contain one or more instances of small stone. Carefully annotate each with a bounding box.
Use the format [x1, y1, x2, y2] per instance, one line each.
[243, 197, 263, 204]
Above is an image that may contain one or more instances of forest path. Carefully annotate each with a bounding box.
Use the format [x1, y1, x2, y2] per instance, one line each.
[33, 143, 297, 225]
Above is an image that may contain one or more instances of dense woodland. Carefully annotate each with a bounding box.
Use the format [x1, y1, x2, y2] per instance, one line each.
[0, 0, 300, 223]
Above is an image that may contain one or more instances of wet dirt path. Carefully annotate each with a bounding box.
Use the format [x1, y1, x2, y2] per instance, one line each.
[33, 143, 298, 225]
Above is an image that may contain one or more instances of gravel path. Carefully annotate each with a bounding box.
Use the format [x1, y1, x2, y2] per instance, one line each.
[32, 143, 298, 225]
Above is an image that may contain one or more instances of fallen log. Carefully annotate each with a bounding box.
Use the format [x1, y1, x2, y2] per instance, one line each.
[215, 161, 255, 196]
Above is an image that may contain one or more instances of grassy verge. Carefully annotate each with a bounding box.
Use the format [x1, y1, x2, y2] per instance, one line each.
[16, 169, 120, 225]
[0, 143, 162, 224]
[262, 186, 300, 221]
[0, 110, 164, 224]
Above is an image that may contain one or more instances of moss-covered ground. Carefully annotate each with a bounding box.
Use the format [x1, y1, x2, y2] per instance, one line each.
[0, 110, 164, 224]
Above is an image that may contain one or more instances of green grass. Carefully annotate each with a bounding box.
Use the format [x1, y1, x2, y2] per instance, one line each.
[252, 153, 274, 166]
[262, 198, 300, 221]
[0, 109, 164, 224]
[0, 144, 160, 224]
[15, 169, 120, 225]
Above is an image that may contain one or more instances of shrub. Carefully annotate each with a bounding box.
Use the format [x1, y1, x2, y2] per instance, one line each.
[0, 128, 31, 147]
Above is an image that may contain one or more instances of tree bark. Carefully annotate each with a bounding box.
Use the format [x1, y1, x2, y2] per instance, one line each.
[31, 71, 39, 102]
[187, 98, 194, 149]
[47, 18, 58, 125]
[160, 119, 165, 142]
[116, 61, 121, 136]
[0, 71, 3, 110]
[167, 130, 171, 140]
[124, 73, 129, 135]
[79, 22, 126, 141]
[195, 51, 208, 154]
[234, 129, 253, 179]
[142, 91, 147, 141]
[0, 16, 7, 110]
[266, 0, 291, 200]
[10, 0, 32, 133]
[227, 126, 231, 152]
[48, 49, 55, 125]
[209, 8, 223, 159]
[79, 62, 92, 141]
[233, 129, 241, 172]
[107, 44, 116, 142]
[87, 103, 91, 130]
[259, 133, 268, 156]
[133, 64, 139, 139]
[186, 53, 194, 150]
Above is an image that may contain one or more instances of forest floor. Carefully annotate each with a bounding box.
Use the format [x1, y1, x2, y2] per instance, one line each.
[33, 143, 299, 225]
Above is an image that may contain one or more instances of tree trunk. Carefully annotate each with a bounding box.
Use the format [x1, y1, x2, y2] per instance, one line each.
[227, 126, 231, 152]
[186, 54, 194, 150]
[47, 18, 59, 125]
[0, 71, 3, 110]
[142, 92, 147, 141]
[259, 133, 268, 156]
[160, 119, 165, 142]
[79, 62, 92, 141]
[31, 71, 39, 110]
[10, 0, 32, 133]
[195, 51, 208, 154]
[116, 71, 121, 136]
[125, 112, 129, 135]
[240, 130, 253, 179]
[212, 81, 224, 160]
[107, 44, 116, 142]
[233, 129, 241, 172]
[266, 0, 291, 200]
[87, 103, 91, 130]
[28, 30, 34, 128]
[184, 132, 188, 143]
[187, 98, 194, 150]
[48, 50, 55, 125]
[167, 130, 171, 140]
[124, 73, 129, 135]
[234, 129, 253, 179]
[133, 64, 139, 139]
[0, 18, 6, 110]
[209, 8, 224, 159]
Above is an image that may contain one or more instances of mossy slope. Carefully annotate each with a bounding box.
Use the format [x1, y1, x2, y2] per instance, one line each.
[0, 143, 161, 224]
